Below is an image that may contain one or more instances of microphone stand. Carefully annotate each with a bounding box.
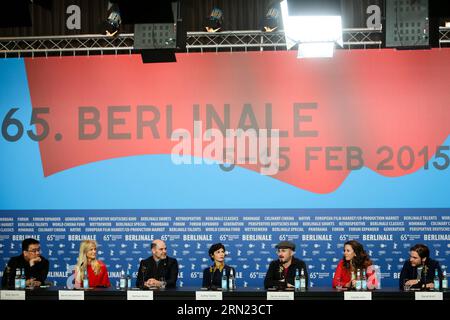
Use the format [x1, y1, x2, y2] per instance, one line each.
[160, 260, 167, 288]
[421, 265, 429, 291]
[277, 264, 286, 290]
[208, 266, 217, 290]
[139, 265, 147, 290]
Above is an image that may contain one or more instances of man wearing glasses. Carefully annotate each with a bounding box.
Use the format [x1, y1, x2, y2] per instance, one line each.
[264, 241, 308, 289]
[1, 238, 49, 288]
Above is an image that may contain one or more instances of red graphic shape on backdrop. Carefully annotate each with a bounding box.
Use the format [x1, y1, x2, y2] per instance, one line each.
[25, 49, 450, 193]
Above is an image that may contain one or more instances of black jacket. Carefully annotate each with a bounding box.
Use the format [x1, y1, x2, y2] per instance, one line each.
[264, 257, 308, 289]
[399, 258, 443, 290]
[1, 254, 49, 288]
[202, 264, 235, 289]
[136, 256, 178, 288]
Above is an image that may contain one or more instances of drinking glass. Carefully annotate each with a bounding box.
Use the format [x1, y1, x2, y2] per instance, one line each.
[27, 278, 35, 289]
[403, 279, 411, 291]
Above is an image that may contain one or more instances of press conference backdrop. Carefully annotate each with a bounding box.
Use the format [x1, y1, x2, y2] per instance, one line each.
[1, 49, 450, 288]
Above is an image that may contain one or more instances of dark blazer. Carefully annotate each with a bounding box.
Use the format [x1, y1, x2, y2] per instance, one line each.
[1, 254, 49, 288]
[264, 257, 308, 289]
[399, 258, 443, 290]
[136, 256, 179, 288]
[202, 264, 235, 288]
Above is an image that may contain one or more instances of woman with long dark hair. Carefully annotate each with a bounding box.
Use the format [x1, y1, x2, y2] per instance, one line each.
[332, 240, 377, 289]
[74, 240, 110, 289]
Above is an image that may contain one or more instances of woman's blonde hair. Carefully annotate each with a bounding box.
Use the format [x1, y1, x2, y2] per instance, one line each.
[75, 240, 101, 283]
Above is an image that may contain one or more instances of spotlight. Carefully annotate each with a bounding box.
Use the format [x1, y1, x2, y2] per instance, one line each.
[205, 7, 223, 32]
[280, 0, 343, 58]
[262, 3, 281, 32]
[104, 2, 121, 36]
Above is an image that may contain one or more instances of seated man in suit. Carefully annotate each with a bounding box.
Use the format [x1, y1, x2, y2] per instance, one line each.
[136, 239, 179, 289]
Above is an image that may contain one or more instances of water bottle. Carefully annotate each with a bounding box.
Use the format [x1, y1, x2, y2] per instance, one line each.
[119, 270, 127, 290]
[83, 269, 89, 289]
[14, 269, 21, 289]
[433, 269, 440, 291]
[294, 268, 301, 291]
[351, 269, 356, 290]
[299, 268, 306, 291]
[228, 268, 235, 290]
[126, 269, 132, 289]
[355, 269, 362, 291]
[221, 269, 228, 290]
[362, 269, 367, 291]
[20, 268, 26, 289]
[442, 270, 448, 290]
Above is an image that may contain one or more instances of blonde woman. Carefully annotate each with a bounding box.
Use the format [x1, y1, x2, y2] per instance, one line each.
[74, 240, 110, 288]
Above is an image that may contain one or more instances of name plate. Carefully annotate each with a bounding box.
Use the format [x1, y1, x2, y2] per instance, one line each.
[415, 292, 443, 300]
[344, 291, 372, 300]
[58, 290, 85, 300]
[267, 291, 294, 300]
[195, 291, 223, 300]
[0, 290, 26, 300]
[127, 290, 154, 300]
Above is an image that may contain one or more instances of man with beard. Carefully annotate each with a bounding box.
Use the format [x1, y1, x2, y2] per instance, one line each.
[399, 243, 443, 290]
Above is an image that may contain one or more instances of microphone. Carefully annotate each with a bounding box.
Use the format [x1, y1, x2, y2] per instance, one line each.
[277, 265, 287, 290]
[421, 266, 429, 291]
[209, 266, 217, 290]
